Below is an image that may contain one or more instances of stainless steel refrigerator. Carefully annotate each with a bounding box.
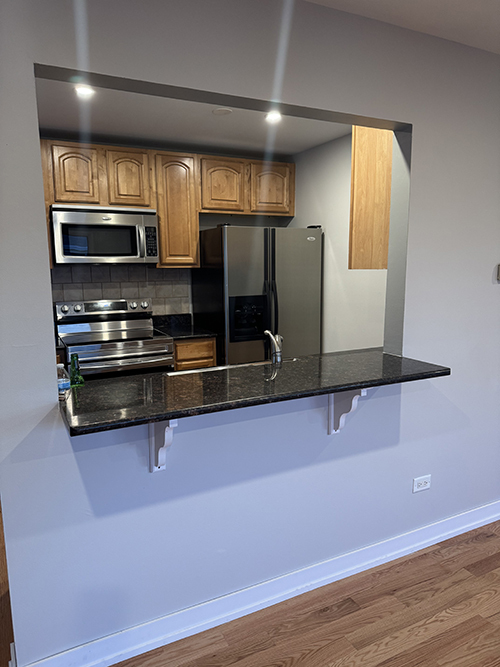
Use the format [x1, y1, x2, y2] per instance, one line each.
[192, 225, 323, 365]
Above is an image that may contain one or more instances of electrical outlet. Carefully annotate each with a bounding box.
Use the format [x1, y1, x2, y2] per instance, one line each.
[413, 474, 431, 493]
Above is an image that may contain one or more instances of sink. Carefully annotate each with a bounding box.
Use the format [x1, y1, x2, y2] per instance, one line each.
[166, 358, 300, 376]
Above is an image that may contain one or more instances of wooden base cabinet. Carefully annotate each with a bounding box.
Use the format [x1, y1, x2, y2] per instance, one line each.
[174, 338, 217, 371]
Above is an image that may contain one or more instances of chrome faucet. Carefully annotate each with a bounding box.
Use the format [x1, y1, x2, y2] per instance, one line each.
[264, 330, 283, 364]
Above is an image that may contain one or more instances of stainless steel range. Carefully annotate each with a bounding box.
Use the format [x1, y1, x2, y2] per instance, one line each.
[55, 298, 174, 375]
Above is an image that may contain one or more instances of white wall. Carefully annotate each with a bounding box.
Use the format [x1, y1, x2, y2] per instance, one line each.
[1, 1, 500, 665]
[293, 134, 387, 352]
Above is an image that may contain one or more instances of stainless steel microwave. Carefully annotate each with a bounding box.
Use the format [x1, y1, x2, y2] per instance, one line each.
[51, 205, 159, 264]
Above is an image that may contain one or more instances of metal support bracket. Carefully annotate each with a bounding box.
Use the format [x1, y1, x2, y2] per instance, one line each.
[148, 420, 178, 472]
[328, 389, 369, 434]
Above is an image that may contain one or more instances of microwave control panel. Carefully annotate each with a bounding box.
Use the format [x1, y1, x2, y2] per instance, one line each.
[145, 226, 158, 257]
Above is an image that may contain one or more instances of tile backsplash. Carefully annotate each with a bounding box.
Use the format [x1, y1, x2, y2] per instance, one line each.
[51, 264, 191, 315]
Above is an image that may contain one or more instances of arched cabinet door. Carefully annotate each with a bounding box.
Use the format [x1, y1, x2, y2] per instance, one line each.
[51, 144, 100, 203]
[155, 152, 199, 267]
[200, 158, 246, 212]
[106, 149, 151, 207]
[250, 162, 295, 215]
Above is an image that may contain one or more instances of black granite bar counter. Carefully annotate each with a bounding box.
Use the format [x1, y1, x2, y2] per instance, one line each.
[60, 349, 450, 436]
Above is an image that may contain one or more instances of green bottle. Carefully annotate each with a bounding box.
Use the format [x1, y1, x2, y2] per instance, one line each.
[70, 353, 85, 387]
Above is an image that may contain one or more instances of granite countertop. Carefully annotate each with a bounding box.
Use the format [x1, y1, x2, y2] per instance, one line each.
[60, 348, 451, 436]
[153, 314, 215, 340]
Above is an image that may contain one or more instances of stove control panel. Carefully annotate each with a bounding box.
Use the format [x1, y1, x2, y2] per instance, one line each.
[55, 298, 153, 320]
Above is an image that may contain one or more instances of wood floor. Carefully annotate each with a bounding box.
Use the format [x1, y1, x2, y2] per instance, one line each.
[114, 520, 500, 667]
[0, 507, 14, 667]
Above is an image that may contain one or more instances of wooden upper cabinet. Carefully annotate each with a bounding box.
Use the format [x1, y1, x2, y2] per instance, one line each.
[41, 140, 296, 269]
[51, 143, 101, 203]
[200, 158, 245, 212]
[199, 156, 295, 215]
[250, 161, 295, 215]
[349, 126, 393, 270]
[155, 152, 199, 267]
[106, 149, 151, 207]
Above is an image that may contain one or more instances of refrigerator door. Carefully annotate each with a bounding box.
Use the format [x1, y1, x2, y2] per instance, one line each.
[224, 226, 269, 364]
[273, 227, 322, 357]
[225, 226, 266, 297]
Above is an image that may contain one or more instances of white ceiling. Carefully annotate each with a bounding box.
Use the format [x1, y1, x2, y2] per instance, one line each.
[35, 79, 351, 157]
[306, 0, 500, 55]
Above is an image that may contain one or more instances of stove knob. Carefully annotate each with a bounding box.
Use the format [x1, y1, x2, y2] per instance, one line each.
[129, 301, 138, 309]
[73, 304, 82, 312]
[60, 305, 69, 314]
[141, 301, 149, 309]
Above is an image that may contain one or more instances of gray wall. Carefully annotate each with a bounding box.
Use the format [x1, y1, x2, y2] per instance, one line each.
[292, 133, 387, 352]
[1, 1, 500, 665]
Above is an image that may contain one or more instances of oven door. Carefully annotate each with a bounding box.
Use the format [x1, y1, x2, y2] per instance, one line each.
[65, 339, 174, 375]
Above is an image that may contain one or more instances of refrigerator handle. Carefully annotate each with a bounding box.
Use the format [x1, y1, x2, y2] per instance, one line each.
[272, 278, 279, 335]
[264, 278, 272, 328]
[264, 228, 272, 335]
[270, 229, 279, 334]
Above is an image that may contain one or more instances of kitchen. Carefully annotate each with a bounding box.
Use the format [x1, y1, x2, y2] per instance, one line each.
[39, 72, 404, 381]
[6, 2, 495, 667]
[34, 69, 449, 452]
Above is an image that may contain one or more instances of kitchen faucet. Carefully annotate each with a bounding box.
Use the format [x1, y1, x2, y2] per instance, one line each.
[264, 330, 283, 364]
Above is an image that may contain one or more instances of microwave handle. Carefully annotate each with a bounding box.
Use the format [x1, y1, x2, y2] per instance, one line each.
[138, 226, 146, 258]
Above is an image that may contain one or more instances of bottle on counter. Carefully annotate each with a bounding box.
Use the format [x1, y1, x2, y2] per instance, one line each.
[57, 363, 71, 400]
[69, 353, 85, 388]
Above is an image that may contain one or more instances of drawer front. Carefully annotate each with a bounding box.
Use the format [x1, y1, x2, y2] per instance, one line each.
[175, 338, 216, 363]
[175, 357, 216, 371]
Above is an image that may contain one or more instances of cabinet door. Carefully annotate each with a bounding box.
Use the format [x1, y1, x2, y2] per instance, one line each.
[106, 149, 152, 207]
[349, 126, 393, 270]
[250, 162, 294, 215]
[200, 158, 246, 211]
[51, 144, 101, 203]
[156, 153, 199, 267]
[174, 338, 216, 371]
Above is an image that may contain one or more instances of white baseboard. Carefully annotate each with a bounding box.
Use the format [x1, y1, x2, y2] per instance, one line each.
[23, 499, 500, 667]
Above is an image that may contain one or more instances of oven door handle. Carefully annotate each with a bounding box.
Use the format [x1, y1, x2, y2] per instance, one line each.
[80, 355, 174, 370]
[70, 347, 173, 362]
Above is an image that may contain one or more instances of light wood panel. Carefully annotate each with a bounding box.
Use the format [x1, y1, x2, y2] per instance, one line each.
[349, 125, 393, 270]
[112, 520, 500, 667]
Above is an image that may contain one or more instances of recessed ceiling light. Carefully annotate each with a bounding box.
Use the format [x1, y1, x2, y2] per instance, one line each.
[75, 84, 95, 99]
[212, 107, 232, 116]
[265, 110, 282, 124]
